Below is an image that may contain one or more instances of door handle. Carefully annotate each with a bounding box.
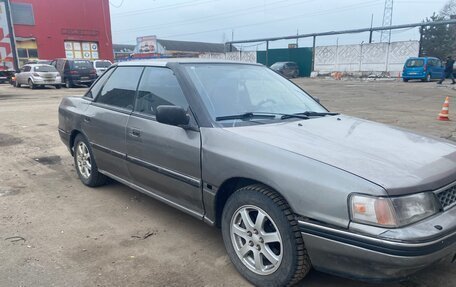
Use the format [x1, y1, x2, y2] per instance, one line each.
[130, 128, 141, 137]
[84, 116, 91, 123]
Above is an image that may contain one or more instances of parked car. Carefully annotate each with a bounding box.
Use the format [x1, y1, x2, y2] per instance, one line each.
[14, 64, 61, 89]
[58, 59, 456, 287]
[0, 70, 14, 84]
[92, 60, 112, 77]
[270, 61, 300, 78]
[51, 58, 97, 88]
[402, 57, 444, 82]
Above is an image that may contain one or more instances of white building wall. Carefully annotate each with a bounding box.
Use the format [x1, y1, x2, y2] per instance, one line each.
[199, 51, 257, 63]
[314, 40, 419, 74]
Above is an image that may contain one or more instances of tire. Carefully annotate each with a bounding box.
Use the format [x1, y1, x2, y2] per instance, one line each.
[402, 78, 409, 82]
[221, 184, 310, 287]
[55, 85, 61, 89]
[426, 73, 432, 82]
[14, 80, 20, 88]
[73, 134, 107, 187]
[65, 78, 74, 88]
[28, 79, 36, 89]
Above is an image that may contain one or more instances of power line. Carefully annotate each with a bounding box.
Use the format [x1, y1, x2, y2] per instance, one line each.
[114, 0, 317, 33]
[159, 0, 383, 39]
[111, 0, 215, 17]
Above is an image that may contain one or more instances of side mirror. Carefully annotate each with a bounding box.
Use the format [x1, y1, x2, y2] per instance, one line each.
[313, 97, 320, 103]
[156, 105, 190, 127]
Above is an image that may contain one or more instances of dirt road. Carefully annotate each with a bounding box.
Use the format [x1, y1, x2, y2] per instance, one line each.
[0, 80, 455, 287]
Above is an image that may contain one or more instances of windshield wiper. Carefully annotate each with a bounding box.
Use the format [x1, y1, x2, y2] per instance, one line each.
[215, 112, 276, 121]
[281, 111, 339, 120]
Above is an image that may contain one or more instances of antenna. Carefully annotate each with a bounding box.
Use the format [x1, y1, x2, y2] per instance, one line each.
[380, 0, 394, 43]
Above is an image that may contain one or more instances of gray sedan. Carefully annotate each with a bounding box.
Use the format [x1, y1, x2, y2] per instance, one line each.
[58, 59, 456, 287]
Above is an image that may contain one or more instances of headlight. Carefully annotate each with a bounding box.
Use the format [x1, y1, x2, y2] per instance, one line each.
[349, 192, 440, 228]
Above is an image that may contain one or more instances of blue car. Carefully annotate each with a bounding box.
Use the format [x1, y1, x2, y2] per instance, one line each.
[402, 57, 444, 82]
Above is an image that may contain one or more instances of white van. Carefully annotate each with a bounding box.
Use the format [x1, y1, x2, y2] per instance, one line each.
[92, 60, 112, 77]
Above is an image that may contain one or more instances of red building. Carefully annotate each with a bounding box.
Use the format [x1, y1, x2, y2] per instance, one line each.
[10, 0, 113, 66]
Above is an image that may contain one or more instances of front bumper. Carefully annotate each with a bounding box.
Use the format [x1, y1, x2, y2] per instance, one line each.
[299, 206, 456, 281]
[402, 73, 426, 80]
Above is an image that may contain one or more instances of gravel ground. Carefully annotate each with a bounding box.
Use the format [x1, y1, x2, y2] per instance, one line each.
[0, 79, 455, 287]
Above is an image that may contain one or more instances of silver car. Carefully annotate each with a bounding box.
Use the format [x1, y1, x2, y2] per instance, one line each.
[58, 59, 456, 287]
[15, 64, 61, 89]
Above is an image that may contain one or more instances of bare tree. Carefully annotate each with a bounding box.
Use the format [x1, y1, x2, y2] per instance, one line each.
[441, 0, 456, 18]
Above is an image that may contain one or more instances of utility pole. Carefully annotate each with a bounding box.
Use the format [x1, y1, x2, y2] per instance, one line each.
[380, 0, 394, 43]
[369, 14, 374, 43]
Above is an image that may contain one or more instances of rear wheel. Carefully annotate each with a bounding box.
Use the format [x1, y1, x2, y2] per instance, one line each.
[73, 134, 107, 187]
[55, 85, 61, 89]
[222, 184, 310, 287]
[28, 79, 36, 89]
[14, 80, 21, 88]
[65, 78, 74, 88]
[402, 78, 409, 82]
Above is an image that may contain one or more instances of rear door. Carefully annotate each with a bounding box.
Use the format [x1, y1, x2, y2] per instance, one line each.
[405, 58, 424, 76]
[83, 66, 144, 179]
[126, 66, 203, 216]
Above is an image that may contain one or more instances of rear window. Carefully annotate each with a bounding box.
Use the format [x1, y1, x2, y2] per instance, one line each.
[406, 59, 424, 67]
[34, 65, 57, 72]
[95, 61, 111, 68]
[71, 60, 92, 69]
[271, 63, 284, 69]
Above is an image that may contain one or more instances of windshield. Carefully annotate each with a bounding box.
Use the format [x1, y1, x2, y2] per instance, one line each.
[95, 61, 112, 68]
[406, 59, 424, 67]
[183, 64, 326, 125]
[34, 65, 57, 72]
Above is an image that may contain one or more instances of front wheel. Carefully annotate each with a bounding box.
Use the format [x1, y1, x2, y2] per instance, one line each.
[73, 134, 107, 187]
[222, 184, 310, 287]
[55, 85, 61, 89]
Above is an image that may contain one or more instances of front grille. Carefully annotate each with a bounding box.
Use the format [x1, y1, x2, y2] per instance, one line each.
[436, 185, 456, 209]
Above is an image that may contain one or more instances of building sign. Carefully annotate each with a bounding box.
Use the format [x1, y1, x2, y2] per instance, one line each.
[135, 35, 157, 53]
[61, 29, 99, 37]
[64, 41, 99, 59]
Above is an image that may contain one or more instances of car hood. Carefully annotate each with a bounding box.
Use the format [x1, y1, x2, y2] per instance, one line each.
[224, 115, 456, 195]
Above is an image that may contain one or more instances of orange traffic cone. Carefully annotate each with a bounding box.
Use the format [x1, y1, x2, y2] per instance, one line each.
[437, 97, 450, 121]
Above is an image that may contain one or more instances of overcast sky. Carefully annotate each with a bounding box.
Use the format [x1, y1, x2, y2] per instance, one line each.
[109, 0, 449, 49]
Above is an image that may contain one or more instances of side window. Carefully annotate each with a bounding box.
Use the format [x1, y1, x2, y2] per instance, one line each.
[135, 67, 188, 116]
[436, 60, 442, 67]
[428, 60, 435, 66]
[96, 66, 143, 110]
[86, 67, 115, 99]
[23, 66, 31, 72]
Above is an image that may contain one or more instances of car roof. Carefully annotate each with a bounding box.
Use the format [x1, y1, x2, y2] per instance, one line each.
[116, 58, 262, 67]
[406, 57, 439, 60]
[25, 64, 54, 67]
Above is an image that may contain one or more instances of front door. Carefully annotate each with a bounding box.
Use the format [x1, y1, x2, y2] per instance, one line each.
[126, 67, 203, 216]
[83, 66, 144, 179]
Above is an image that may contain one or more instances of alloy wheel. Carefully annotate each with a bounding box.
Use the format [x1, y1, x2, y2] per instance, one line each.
[76, 141, 92, 179]
[230, 205, 283, 275]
